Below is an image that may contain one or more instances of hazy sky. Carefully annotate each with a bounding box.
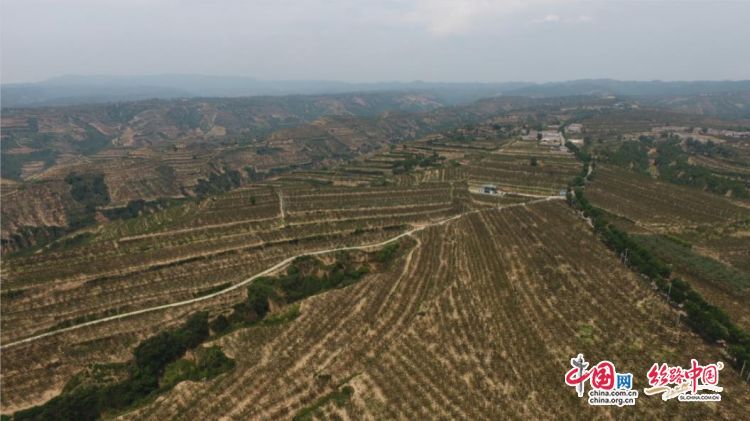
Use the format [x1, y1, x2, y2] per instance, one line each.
[2, 0, 749, 84]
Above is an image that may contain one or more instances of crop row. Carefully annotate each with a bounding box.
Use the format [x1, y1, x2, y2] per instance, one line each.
[116, 200, 750, 419]
[587, 166, 749, 226]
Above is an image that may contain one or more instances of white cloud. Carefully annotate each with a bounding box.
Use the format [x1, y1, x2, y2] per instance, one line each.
[536, 14, 561, 23]
[2, 0, 747, 83]
[533, 12, 594, 24]
[386, 0, 552, 36]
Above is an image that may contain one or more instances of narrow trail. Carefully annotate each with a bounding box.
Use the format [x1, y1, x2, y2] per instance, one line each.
[1, 196, 562, 350]
[278, 188, 286, 223]
[118, 214, 281, 243]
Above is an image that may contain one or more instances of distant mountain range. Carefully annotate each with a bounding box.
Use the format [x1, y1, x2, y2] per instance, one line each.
[2, 75, 750, 108]
[504, 79, 750, 98]
[1, 75, 529, 108]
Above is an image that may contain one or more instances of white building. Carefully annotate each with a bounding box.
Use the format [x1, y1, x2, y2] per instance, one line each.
[540, 131, 564, 146]
[566, 123, 583, 134]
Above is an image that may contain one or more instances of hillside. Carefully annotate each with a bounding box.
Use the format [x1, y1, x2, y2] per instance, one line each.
[0, 92, 623, 251]
[121, 200, 749, 419]
[2, 93, 750, 419]
[0, 92, 453, 250]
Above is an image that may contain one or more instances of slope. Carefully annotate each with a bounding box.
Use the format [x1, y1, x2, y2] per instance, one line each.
[123, 200, 750, 419]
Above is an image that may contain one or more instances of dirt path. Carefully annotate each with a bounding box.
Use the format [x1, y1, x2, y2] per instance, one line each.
[278, 188, 286, 223]
[1, 196, 562, 350]
[118, 214, 281, 242]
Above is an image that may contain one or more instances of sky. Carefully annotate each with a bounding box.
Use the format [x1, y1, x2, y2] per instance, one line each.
[1, 0, 749, 84]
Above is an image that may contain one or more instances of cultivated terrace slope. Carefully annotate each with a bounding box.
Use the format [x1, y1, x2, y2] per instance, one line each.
[3, 99, 750, 419]
[123, 200, 750, 419]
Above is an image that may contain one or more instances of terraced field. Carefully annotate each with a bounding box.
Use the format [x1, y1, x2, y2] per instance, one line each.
[273, 135, 578, 198]
[1, 93, 464, 247]
[466, 141, 579, 195]
[631, 234, 750, 331]
[4, 99, 750, 420]
[0, 179, 71, 237]
[1, 179, 492, 412]
[116, 200, 750, 419]
[587, 165, 749, 227]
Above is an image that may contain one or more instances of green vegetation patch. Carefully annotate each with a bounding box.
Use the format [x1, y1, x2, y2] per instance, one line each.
[11, 236, 404, 420]
[606, 138, 650, 172]
[391, 152, 444, 174]
[0, 149, 58, 180]
[685, 138, 737, 159]
[261, 304, 301, 326]
[654, 139, 748, 199]
[374, 242, 400, 263]
[195, 169, 242, 198]
[212, 243, 404, 336]
[74, 124, 111, 156]
[66, 172, 110, 208]
[65, 172, 111, 230]
[0, 289, 25, 300]
[577, 324, 595, 345]
[229, 253, 371, 324]
[255, 146, 283, 155]
[567, 150, 750, 380]
[599, 136, 748, 198]
[12, 312, 234, 421]
[632, 234, 750, 290]
[3, 225, 68, 256]
[102, 198, 183, 221]
[160, 346, 236, 389]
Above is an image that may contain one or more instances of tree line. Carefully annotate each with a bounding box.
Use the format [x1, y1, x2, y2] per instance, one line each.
[566, 146, 750, 383]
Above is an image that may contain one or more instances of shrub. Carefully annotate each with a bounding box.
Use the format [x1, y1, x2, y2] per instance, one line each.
[195, 169, 242, 198]
[210, 314, 230, 334]
[65, 172, 110, 208]
[247, 279, 276, 318]
[176, 311, 210, 349]
[197, 346, 236, 378]
[375, 242, 400, 263]
[134, 331, 186, 375]
[12, 311, 212, 420]
[134, 311, 208, 375]
[13, 388, 100, 421]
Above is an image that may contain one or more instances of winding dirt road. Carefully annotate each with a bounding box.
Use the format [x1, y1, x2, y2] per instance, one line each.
[1, 196, 562, 349]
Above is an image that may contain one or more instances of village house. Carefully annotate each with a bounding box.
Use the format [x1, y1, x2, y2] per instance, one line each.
[566, 123, 583, 134]
[540, 130, 564, 146]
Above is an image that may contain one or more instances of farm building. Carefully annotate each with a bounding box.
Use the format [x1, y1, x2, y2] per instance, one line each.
[521, 130, 538, 141]
[482, 184, 498, 194]
[540, 131, 564, 146]
[566, 123, 583, 133]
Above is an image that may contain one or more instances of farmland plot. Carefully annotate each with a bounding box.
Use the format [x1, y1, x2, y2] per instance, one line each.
[121, 200, 750, 419]
[465, 141, 579, 196]
[0, 180, 478, 412]
[1, 183, 466, 345]
[632, 234, 750, 330]
[587, 165, 749, 227]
